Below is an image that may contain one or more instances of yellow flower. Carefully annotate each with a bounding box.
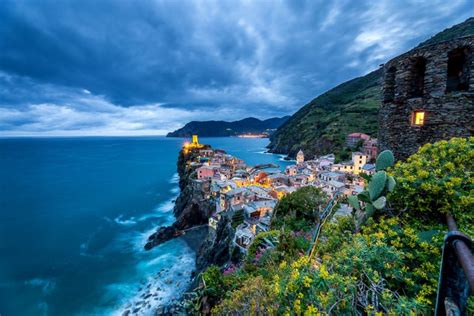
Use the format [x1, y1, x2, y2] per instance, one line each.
[319, 264, 330, 279]
[303, 276, 312, 288]
[305, 305, 319, 316]
[294, 299, 302, 314]
[290, 270, 300, 281]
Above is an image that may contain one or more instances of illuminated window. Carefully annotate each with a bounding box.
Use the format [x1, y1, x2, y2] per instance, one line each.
[412, 111, 425, 126]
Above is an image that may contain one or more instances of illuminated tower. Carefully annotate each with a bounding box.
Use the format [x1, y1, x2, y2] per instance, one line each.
[192, 135, 199, 145]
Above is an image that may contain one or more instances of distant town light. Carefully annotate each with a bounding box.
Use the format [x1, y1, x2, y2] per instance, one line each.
[412, 111, 425, 126]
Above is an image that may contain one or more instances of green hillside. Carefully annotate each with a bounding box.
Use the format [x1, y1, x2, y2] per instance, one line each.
[268, 17, 474, 160]
[268, 69, 381, 161]
[418, 17, 474, 46]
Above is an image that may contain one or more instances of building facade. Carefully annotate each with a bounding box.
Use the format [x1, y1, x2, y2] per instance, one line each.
[378, 35, 474, 160]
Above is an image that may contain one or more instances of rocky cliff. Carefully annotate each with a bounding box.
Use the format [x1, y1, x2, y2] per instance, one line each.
[144, 145, 236, 274]
[144, 147, 215, 251]
[196, 213, 235, 271]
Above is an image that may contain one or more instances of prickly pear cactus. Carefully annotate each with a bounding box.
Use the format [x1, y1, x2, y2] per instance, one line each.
[369, 171, 387, 200]
[347, 150, 396, 229]
[375, 150, 395, 171]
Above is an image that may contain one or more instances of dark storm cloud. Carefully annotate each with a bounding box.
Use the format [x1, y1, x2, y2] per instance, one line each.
[0, 0, 473, 135]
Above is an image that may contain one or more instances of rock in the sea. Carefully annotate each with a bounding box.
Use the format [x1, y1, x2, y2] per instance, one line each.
[144, 226, 181, 250]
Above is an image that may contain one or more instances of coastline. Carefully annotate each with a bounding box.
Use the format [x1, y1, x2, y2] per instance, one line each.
[140, 137, 296, 314]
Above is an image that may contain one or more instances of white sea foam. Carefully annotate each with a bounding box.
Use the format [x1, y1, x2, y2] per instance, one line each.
[170, 173, 179, 184]
[114, 214, 138, 226]
[278, 154, 294, 162]
[95, 173, 190, 315]
[136, 193, 177, 223]
[100, 239, 196, 316]
[170, 186, 180, 194]
[25, 278, 56, 295]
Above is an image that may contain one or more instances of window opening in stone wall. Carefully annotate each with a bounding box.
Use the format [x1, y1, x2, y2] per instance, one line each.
[409, 57, 426, 98]
[412, 111, 425, 126]
[446, 47, 471, 92]
[384, 66, 396, 102]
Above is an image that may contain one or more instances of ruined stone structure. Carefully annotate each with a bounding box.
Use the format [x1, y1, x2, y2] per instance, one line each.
[378, 35, 474, 160]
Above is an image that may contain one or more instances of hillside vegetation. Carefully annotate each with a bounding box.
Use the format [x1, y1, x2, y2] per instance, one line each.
[167, 116, 290, 137]
[268, 17, 474, 160]
[186, 137, 473, 315]
[268, 69, 380, 160]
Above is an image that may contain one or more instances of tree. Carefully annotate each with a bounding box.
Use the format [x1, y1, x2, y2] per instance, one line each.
[271, 186, 327, 231]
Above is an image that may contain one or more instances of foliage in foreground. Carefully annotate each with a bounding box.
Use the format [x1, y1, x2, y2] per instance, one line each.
[190, 137, 473, 315]
[390, 137, 473, 235]
[271, 186, 327, 231]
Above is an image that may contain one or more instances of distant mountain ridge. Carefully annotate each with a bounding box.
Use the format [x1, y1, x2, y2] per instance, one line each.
[268, 17, 474, 160]
[167, 116, 290, 137]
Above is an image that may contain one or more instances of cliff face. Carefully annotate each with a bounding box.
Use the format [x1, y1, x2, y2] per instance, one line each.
[196, 214, 235, 271]
[144, 147, 214, 250]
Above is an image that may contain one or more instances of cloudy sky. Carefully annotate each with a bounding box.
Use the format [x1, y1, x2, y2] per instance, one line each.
[0, 0, 472, 136]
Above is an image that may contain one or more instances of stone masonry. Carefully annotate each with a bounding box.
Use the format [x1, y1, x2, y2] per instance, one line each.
[378, 35, 474, 160]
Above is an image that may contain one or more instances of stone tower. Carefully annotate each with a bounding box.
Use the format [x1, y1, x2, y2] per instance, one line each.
[296, 149, 304, 164]
[192, 134, 199, 145]
[378, 35, 474, 160]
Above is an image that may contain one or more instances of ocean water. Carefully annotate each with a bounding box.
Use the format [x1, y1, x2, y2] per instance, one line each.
[0, 136, 291, 316]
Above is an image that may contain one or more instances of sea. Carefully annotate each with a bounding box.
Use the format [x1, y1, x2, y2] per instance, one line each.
[0, 136, 292, 316]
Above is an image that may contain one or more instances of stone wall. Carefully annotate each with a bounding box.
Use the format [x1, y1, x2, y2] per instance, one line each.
[378, 35, 474, 160]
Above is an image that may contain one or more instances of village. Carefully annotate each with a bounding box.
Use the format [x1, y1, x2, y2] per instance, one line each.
[182, 133, 378, 253]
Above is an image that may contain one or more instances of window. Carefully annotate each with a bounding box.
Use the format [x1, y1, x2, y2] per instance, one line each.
[446, 47, 470, 92]
[384, 66, 396, 102]
[409, 57, 426, 98]
[412, 111, 425, 126]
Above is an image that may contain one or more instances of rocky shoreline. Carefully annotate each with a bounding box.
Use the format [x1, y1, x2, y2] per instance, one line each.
[141, 144, 236, 314]
[145, 145, 215, 251]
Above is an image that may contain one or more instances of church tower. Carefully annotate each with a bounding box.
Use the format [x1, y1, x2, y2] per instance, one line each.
[296, 149, 304, 164]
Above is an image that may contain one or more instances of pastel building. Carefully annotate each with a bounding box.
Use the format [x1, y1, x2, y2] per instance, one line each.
[331, 152, 368, 175]
[197, 166, 215, 179]
[346, 133, 371, 148]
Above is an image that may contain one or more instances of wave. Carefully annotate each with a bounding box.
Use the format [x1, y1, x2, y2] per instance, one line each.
[95, 239, 196, 316]
[136, 192, 178, 223]
[169, 173, 179, 184]
[24, 278, 56, 295]
[114, 214, 138, 226]
[278, 154, 294, 162]
[170, 186, 180, 194]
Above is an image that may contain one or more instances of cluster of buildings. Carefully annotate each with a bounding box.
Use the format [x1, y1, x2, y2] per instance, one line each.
[186, 134, 378, 253]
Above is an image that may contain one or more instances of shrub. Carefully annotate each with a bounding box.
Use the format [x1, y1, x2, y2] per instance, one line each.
[212, 276, 278, 315]
[272, 186, 327, 231]
[390, 137, 473, 233]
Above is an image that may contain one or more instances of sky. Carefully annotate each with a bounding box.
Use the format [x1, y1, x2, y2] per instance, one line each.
[0, 0, 473, 136]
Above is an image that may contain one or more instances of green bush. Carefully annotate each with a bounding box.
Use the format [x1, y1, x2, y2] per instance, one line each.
[271, 186, 327, 231]
[390, 137, 473, 233]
